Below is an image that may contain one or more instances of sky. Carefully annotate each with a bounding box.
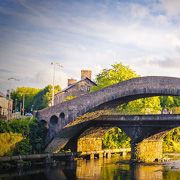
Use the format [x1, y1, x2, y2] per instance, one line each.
[0, 0, 180, 94]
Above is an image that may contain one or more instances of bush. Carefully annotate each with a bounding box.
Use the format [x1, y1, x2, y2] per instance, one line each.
[0, 117, 47, 156]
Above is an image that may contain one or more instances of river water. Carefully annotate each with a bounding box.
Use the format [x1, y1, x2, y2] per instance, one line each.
[1, 153, 180, 180]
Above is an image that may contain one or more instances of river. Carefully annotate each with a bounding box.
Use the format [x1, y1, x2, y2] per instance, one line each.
[1, 153, 180, 180]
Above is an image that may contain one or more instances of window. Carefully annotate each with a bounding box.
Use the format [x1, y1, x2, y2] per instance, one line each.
[87, 86, 91, 92]
[81, 85, 84, 91]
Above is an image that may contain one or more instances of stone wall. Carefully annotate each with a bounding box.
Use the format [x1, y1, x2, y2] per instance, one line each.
[131, 140, 163, 162]
[77, 126, 113, 152]
[77, 138, 102, 152]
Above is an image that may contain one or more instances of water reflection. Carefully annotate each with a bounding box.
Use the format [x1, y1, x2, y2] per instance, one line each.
[1, 154, 180, 180]
[76, 158, 130, 180]
[131, 164, 163, 180]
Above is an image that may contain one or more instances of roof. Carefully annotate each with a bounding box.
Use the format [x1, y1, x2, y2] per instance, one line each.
[0, 91, 5, 98]
[55, 77, 97, 95]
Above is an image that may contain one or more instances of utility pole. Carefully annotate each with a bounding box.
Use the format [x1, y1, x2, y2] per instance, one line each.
[23, 94, 25, 116]
[15, 98, 17, 118]
[20, 93, 28, 116]
[51, 62, 63, 106]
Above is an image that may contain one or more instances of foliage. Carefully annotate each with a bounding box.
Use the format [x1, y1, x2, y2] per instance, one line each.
[0, 118, 47, 156]
[66, 94, 77, 101]
[163, 128, 180, 152]
[91, 62, 162, 113]
[116, 97, 162, 114]
[0, 132, 23, 156]
[33, 85, 52, 110]
[11, 87, 40, 113]
[33, 84, 61, 110]
[11, 84, 61, 112]
[91, 62, 140, 91]
[102, 128, 131, 149]
[159, 96, 180, 109]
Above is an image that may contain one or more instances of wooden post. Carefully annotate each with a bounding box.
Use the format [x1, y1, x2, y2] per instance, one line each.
[90, 154, 94, 160]
[107, 153, 111, 158]
[99, 153, 103, 159]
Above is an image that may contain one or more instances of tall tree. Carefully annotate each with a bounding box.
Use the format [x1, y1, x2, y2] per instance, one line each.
[11, 87, 40, 113]
[92, 62, 162, 113]
[11, 84, 62, 113]
[92, 62, 140, 91]
[33, 84, 61, 110]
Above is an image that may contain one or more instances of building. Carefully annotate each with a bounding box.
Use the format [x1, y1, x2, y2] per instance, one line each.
[0, 91, 13, 119]
[54, 70, 97, 105]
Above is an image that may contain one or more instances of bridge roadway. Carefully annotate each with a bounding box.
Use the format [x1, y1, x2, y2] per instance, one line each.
[45, 114, 180, 162]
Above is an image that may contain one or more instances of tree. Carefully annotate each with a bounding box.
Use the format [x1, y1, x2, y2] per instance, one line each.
[92, 62, 140, 91]
[92, 62, 162, 113]
[33, 84, 62, 110]
[11, 87, 40, 113]
[159, 96, 174, 108]
[11, 84, 62, 113]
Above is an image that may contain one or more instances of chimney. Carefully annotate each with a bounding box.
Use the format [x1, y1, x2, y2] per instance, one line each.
[81, 70, 92, 80]
[68, 78, 77, 86]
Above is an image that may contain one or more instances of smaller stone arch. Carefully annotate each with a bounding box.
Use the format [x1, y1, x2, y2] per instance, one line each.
[40, 119, 49, 129]
[50, 115, 58, 126]
[59, 112, 65, 120]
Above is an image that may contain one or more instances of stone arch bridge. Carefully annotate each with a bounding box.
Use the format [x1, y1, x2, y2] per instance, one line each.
[37, 76, 180, 162]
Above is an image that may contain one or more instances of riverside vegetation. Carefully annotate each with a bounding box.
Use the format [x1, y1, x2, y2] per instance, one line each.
[1, 62, 180, 162]
[0, 117, 47, 157]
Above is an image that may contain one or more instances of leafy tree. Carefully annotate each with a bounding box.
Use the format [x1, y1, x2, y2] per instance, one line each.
[92, 62, 140, 91]
[92, 62, 162, 113]
[11, 84, 62, 113]
[11, 87, 40, 113]
[102, 128, 130, 149]
[33, 84, 61, 110]
[159, 96, 174, 108]
[0, 117, 47, 156]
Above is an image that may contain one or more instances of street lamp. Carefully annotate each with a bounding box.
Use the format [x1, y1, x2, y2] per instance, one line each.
[7, 77, 20, 119]
[8, 77, 20, 99]
[51, 62, 63, 106]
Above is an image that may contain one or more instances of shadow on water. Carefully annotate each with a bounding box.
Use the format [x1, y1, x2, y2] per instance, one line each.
[1, 154, 180, 180]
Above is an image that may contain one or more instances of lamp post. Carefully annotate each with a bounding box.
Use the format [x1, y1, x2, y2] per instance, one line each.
[51, 62, 63, 106]
[8, 77, 20, 99]
[7, 77, 20, 119]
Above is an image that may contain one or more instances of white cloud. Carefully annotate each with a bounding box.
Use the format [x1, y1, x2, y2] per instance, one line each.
[1, 0, 180, 94]
[160, 0, 180, 16]
[34, 69, 68, 89]
[133, 55, 180, 68]
[130, 3, 149, 19]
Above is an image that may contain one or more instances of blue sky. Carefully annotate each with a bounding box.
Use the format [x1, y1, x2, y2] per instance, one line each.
[0, 0, 180, 94]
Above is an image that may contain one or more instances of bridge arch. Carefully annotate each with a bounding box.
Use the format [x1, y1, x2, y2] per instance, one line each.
[50, 115, 58, 126]
[40, 119, 49, 129]
[59, 112, 65, 120]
